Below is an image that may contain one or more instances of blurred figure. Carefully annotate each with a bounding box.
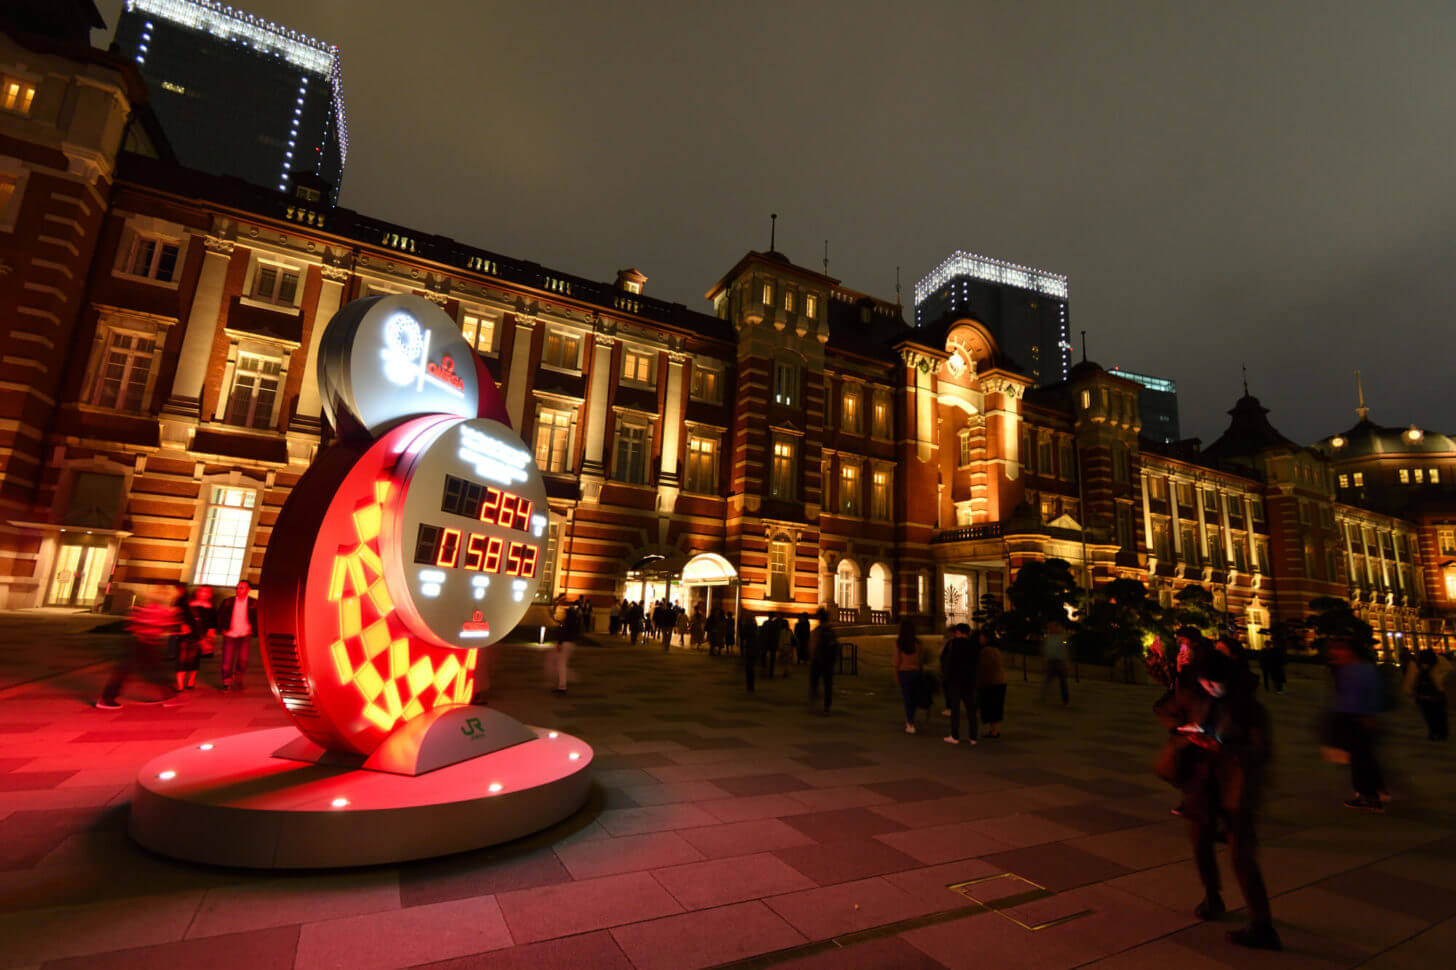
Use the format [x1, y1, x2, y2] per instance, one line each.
[977, 628, 1007, 738]
[1404, 648, 1451, 741]
[552, 597, 579, 694]
[1040, 617, 1070, 706]
[216, 580, 257, 693]
[1325, 637, 1387, 812]
[794, 614, 810, 664]
[941, 622, 979, 745]
[690, 605, 706, 650]
[776, 616, 794, 675]
[175, 583, 214, 691]
[893, 617, 924, 735]
[706, 606, 725, 656]
[628, 600, 643, 645]
[740, 612, 760, 692]
[808, 609, 839, 715]
[97, 583, 183, 709]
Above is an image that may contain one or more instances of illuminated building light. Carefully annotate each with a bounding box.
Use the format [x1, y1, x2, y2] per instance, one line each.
[548, 731, 559, 739]
[126, 0, 335, 74]
[532, 514, 547, 537]
[488, 782, 503, 793]
[330, 797, 349, 808]
[470, 575, 490, 587]
[1331, 436, 1346, 448]
[421, 583, 442, 597]
[1407, 427, 1424, 442]
[568, 752, 581, 761]
[914, 250, 1069, 307]
[1107, 368, 1177, 394]
[158, 770, 177, 780]
[198, 743, 214, 751]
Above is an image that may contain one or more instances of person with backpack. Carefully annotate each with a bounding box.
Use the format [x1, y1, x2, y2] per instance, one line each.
[808, 609, 839, 715]
[941, 623, 980, 745]
[1404, 648, 1451, 741]
[893, 618, 924, 734]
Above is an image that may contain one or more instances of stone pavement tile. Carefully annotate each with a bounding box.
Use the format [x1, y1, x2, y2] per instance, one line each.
[710, 772, 813, 797]
[675, 818, 817, 859]
[661, 745, 772, 766]
[1372, 851, 1456, 891]
[985, 765, 1080, 787]
[883, 858, 1005, 909]
[645, 758, 807, 784]
[651, 851, 815, 909]
[620, 780, 731, 806]
[1063, 820, 1191, 871]
[69, 727, 198, 743]
[1103, 857, 1233, 916]
[294, 894, 511, 970]
[775, 839, 921, 885]
[1354, 915, 1456, 970]
[555, 831, 705, 880]
[784, 785, 893, 812]
[1078, 939, 1238, 970]
[1032, 804, 1148, 835]
[1012, 783, 1101, 809]
[868, 792, 1022, 829]
[764, 875, 955, 940]
[795, 740, 870, 754]
[781, 807, 909, 843]
[1317, 865, 1456, 923]
[595, 802, 719, 837]
[778, 935, 949, 970]
[0, 722, 42, 732]
[874, 819, 1016, 865]
[595, 767, 658, 788]
[1095, 794, 1184, 822]
[1164, 917, 1369, 970]
[981, 843, 1135, 892]
[0, 806, 119, 870]
[39, 924, 299, 970]
[1268, 885, 1431, 953]
[862, 778, 964, 803]
[594, 752, 675, 771]
[0, 891, 204, 967]
[1017, 884, 1194, 957]
[1071, 776, 1163, 799]
[187, 870, 400, 938]
[675, 734, 752, 751]
[697, 792, 816, 823]
[0, 756, 34, 772]
[965, 813, 1086, 850]
[902, 905, 1083, 970]
[496, 870, 683, 944]
[609, 899, 806, 970]
[787, 752, 875, 770]
[416, 929, 633, 970]
[598, 786, 642, 810]
[398, 849, 572, 909]
[1259, 844, 1388, 896]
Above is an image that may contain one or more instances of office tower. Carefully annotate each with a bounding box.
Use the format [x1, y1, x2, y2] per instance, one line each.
[1109, 367, 1181, 443]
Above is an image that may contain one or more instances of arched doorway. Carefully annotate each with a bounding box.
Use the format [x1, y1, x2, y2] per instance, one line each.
[835, 559, 860, 610]
[680, 552, 740, 619]
[867, 562, 892, 614]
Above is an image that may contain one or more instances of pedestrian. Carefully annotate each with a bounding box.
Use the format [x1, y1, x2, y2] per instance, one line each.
[675, 606, 690, 649]
[552, 600, 579, 694]
[97, 583, 183, 709]
[941, 622, 979, 745]
[1040, 616, 1070, 706]
[977, 628, 1007, 738]
[794, 613, 810, 664]
[628, 601, 643, 645]
[893, 617, 924, 734]
[609, 599, 622, 637]
[762, 613, 779, 679]
[1404, 649, 1451, 741]
[175, 583, 214, 691]
[808, 608, 839, 715]
[776, 616, 794, 675]
[1324, 636, 1387, 811]
[658, 601, 673, 650]
[215, 579, 257, 693]
[706, 607, 724, 656]
[690, 605, 706, 650]
[1265, 642, 1287, 694]
[1155, 648, 1281, 951]
[741, 612, 760, 692]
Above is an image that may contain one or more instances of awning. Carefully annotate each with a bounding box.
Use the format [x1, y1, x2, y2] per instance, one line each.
[680, 553, 737, 587]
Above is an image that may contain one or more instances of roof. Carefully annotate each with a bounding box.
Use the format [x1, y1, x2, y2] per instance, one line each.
[1201, 394, 1298, 463]
[704, 250, 840, 301]
[1319, 418, 1456, 460]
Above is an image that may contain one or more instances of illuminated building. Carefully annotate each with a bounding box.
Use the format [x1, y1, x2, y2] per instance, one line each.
[1109, 367, 1181, 443]
[913, 250, 1071, 387]
[113, 0, 347, 202]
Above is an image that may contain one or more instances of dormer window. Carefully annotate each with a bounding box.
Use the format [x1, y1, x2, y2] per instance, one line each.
[762, 282, 773, 305]
[784, 291, 794, 313]
[805, 294, 818, 319]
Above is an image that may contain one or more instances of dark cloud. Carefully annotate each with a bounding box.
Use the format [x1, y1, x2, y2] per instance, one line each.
[96, 0, 1456, 443]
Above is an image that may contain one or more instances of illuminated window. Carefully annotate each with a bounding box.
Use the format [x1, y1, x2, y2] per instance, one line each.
[1152, 523, 1171, 560]
[784, 291, 794, 312]
[124, 235, 180, 282]
[1149, 476, 1167, 501]
[770, 438, 796, 500]
[622, 347, 655, 385]
[461, 313, 496, 353]
[1353, 472, 1364, 486]
[872, 392, 890, 439]
[1080, 389, 1091, 409]
[805, 294, 818, 319]
[0, 175, 17, 224]
[613, 421, 649, 485]
[91, 332, 156, 411]
[1, 77, 36, 115]
[871, 468, 891, 520]
[541, 329, 582, 371]
[1400, 468, 1410, 484]
[1303, 544, 1315, 577]
[957, 428, 971, 467]
[1256, 538, 1271, 574]
[1446, 569, 1456, 600]
[534, 520, 561, 603]
[840, 385, 862, 434]
[840, 463, 860, 516]
[533, 407, 573, 473]
[684, 434, 718, 494]
[1432, 468, 1441, 484]
[773, 360, 798, 407]
[1439, 529, 1456, 556]
[193, 487, 257, 587]
[252, 263, 299, 305]
[1338, 474, 1349, 488]
[1233, 537, 1248, 572]
[1041, 497, 1056, 523]
[1415, 468, 1425, 484]
[762, 282, 772, 305]
[768, 535, 793, 600]
[224, 352, 282, 429]
[690, 363, 722, 403]
[835, 559, 860, 609]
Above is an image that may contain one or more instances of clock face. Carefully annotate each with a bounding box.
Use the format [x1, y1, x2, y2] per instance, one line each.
[384, 417, 550, 649]
[946, 350, 968, 377]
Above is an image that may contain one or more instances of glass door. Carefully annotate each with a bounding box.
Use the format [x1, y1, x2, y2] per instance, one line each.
[47, 543, 107, 607]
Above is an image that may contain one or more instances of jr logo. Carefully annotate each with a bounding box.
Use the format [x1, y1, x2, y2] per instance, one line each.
[461, 717, 486, 739]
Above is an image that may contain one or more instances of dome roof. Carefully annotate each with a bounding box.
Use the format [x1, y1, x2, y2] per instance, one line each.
[1067, 359, 1105, 381]
[1202, 394, 1297, 463]
[1319, 418, 1456, 459]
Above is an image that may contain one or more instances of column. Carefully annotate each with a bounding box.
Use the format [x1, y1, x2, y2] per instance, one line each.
[579, 334, 616, 479]
[504, 316, 535, 430]
[291, 268, 346, 430]
[1169, 479, 1182, 559]
[164, 236, 233, 416]
[658, 353, 687, 486]
[1140, 471, 1154, 555]
[1194, 486, 1210, 561]
[1218, 493, 1234, 566]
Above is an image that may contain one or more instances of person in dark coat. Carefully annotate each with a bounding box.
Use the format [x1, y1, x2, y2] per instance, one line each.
[808, 609, 839, 714]
[941, 623, 980, 744]
[740, 612, 760, 692]
[794, 614, 811, 664]
[1326, 637, 1386, 811]
[215, 580, 258, 692]
[1154, 649, 1280, 951]
[762, 613, 779, 679]
[176, 584, 215, 691]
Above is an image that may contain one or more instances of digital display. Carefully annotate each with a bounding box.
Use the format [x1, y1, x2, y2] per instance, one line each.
[414, 524, 540, 578]
[441, 475, 533, 531]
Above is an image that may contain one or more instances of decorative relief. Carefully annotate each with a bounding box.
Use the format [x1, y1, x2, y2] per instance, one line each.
[203, 235, 236, 256]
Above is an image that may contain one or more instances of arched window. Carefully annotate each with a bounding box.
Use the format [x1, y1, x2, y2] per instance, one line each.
[835, 559, 861, 609]
[867, 562, 893, 612]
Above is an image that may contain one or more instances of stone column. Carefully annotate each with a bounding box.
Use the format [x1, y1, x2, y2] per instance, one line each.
[1195, 487, 1210, 560]
[291, 266, 346, 430]
[504, 316, 535, 430]
[1218, 493, 1235, 565]
[1140, 471, 1154, 555]
[579, 334, 616, 479]
[658, 352, 687, 486]
[1169, 478, 1183, 559]
[164, 236, 233, 417]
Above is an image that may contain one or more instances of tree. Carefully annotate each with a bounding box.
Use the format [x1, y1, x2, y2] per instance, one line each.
[1307, 596, 1377, 658]
[1073, 577, 1163, 680]
[1169, 585, 1219, 638]
[971, 591, 1003, 632]
[1000, 559, 1080, 652]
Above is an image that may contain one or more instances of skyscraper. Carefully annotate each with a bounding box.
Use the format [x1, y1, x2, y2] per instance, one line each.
[913, 251, 1070, 387]
[1109, 367, 1181, 443]
[113, 0, 346, 201]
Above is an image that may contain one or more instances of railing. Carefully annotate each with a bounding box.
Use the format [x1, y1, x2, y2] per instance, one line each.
[837, 607, 858, 625]
[868, 609, 892, 626]
[932, 522, 1005, 544]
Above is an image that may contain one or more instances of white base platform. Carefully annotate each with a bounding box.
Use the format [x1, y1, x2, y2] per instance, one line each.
[129, 725, 593, 868]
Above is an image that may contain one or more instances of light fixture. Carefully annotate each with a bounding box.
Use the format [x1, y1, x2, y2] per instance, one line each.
[1331, 436, 1345, 448]
[568, 751, 580, 761]
[157, 770, 176, 780]
[488, 782, 503, 793]
[330, 797, 349, 808]
[198, 743, 214, 751]
[547, 731, 559, 739]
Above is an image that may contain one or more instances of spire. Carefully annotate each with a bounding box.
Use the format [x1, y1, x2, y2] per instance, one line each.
[1241, 362, 1248, 397]
[823, 239, 829, 276]
[769, 213, 777, 253]
[1080, 329, 1087, 363]
[1355, 369, 1368, 421]
[895, 266, 902, 307]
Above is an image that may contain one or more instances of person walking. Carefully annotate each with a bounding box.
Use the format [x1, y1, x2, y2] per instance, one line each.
[97, 583, 184, 709]
[175, 583, 214, 691]
[216, 580, 257, 693]
[808, 609, 839, 715]
[794, 614, 811, 664]
[941, 623, 980, 744]
[1326, 637, 1387, 811]
[893, 618, 924, 734]
[628, 601, 643, 645]
[762, 613, 779, 679]
[776, 616, 794, 675]
[1155, 649, 1281, 951]
[977, 629, 1007, 738]
[741, 612, 760, 692]
[1404, 649, 1451, 741]
[690, 605, 706, 650]
[706, 607, 724, 656]
[1040, 617, 1071, 706]
[552, 601, 579, 694]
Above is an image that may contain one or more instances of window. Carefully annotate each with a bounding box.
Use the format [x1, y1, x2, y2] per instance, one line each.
[1432, 468, 1442, 484]
[1202, 489, 1218, 513]
[1321, 506, 1334, 529]
[0, 174, 18, 225]
[805, 294, 818, 319]
[917, 571, 930, 613]
[1148, 476, 1167, 501]
[193, 487, 257, 587]
[1446, 568, 1456, 601]
[1020, 430, 1034, 473]
[1400, 468, 1410, 484]
[1207, 528, 1225, 566]
[1256, 538, 1271, 574]
[1298, 501, 1310, 525]
[1041, 497, 1056, 523]
[541, 329, 582, 371]
[535, 521, 561, 603]
[1112, 447, 1129, 483]
[768, 537, 793, 600]
[1060, 440, 1076, 481]
[762, 282, 773, 305]
[957, 429, 971, 467]
[91, 331, 156, 411]
[1181, 526, 1199, 565]
[840, 463, 860, 516]
[533, 407, 573, 473]
[872, 393, 890, 439]
[1353, 472, 1364, 486]
[1325, 547, 1339, 581]
[1438, 529, 1456, 556]
[249, 262, 299, 306]
[835, 559, 860, 609]
[784, 291, 794, 312]
[770, 438, 796, 500]
[124, 235, 180, 282]
[773, 360, 798, 407]
[1, 76, 36, 115]
[1080, 389, 1091, 410]
[461, 313, 496, 353]
[1338, 474, 1349, 488]
[1415, 468, 1426, 484]
[871, 468, 891, 520]
[622, 347, 655, 385]
[1176, 482, 1194, 509]
[690, 364, 722, 403]
[840, 385, 862, 434]
[613, 421, 649, 484]
[1303, 544, 1315, 577]
[684, 434, 718, 494]
[1037, 437, 1053, 475]
[1116, 506, 1134, 548]
[1153, 523, 1171, 560]
[1233, 537, 1248, 572]
[224, 352, 282, 429]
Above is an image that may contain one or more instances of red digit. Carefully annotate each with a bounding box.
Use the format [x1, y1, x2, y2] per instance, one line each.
[483, 536, 504, 573]
[514, 498, 532, 532]
[519, 545, 539, 578]
[435, 528, 461, 568]
[501, 493, 519, 529]
[464, 533, 486, 571]
[480, 487, 502, 525]
[506, 542, 524, 576]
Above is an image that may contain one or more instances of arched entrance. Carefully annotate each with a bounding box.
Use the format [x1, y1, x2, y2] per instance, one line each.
[867, 562, 892, 614]
[680, 552, 740, 619]
[625, 553, 683, 607]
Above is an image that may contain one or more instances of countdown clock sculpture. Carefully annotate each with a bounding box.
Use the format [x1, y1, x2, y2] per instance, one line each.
[128, 295, 593, 868]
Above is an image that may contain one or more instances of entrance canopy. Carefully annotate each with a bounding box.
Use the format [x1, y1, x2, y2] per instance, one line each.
[680, 553, 737, 587]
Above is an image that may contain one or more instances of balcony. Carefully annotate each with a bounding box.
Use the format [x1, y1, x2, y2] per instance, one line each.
[933, 523, 1005, 544]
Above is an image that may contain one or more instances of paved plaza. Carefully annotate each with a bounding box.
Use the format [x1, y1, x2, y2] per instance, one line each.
[1, 615, 1454, 969]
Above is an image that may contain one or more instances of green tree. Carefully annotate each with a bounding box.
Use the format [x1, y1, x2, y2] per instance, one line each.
[971, 591, 1003, 632]
[1074, 578, 1164, 681]
[1000, 559, 1080, 652]
[1307, 596, 1376, 657]
[1170, 585, 1219, 637]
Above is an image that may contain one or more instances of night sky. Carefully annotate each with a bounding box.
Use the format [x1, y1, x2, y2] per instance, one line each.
[96, 1, 1456, 445]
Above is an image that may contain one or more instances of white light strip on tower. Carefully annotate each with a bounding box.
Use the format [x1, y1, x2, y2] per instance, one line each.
[1108, 368, 1177, 393]
[914, 250, 1069, 305]
[126, 0, 335, 75]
